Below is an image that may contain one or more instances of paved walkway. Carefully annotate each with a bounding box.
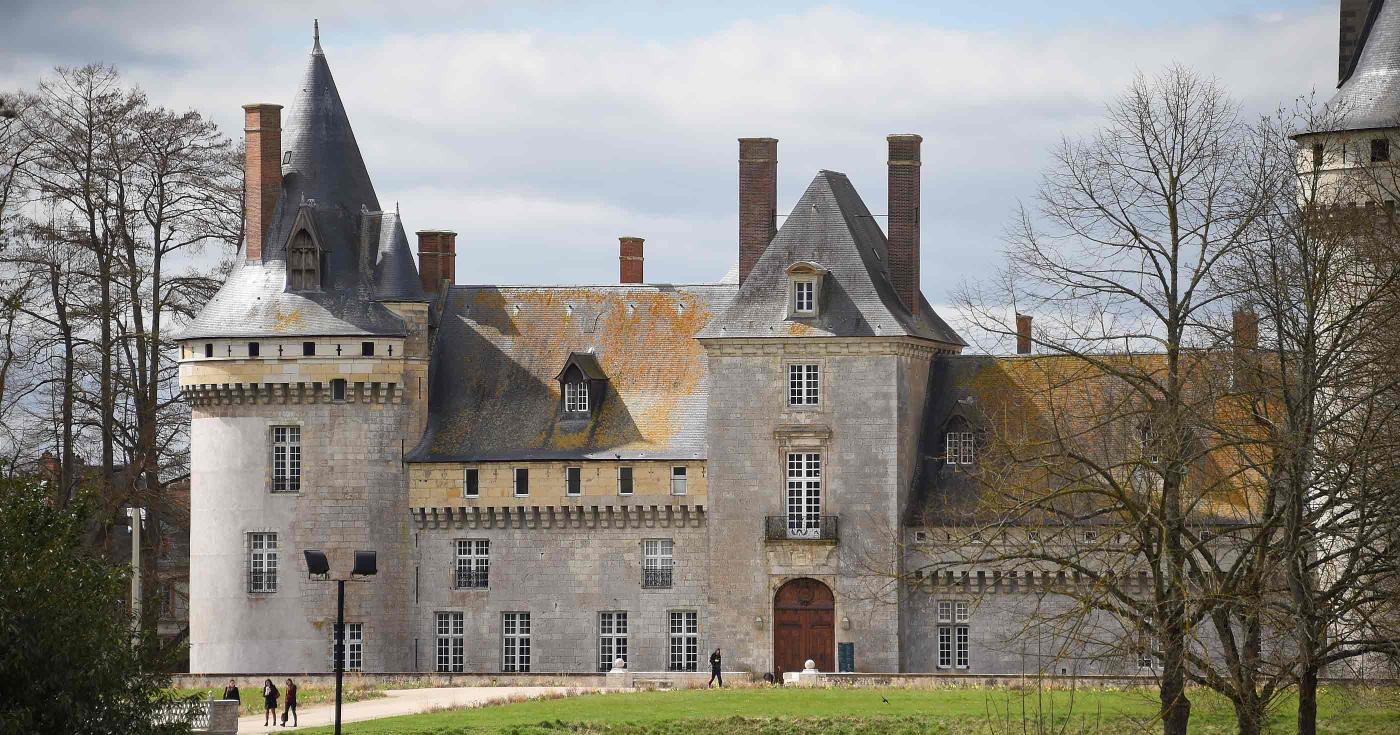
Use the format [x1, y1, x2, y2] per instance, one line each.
[238, 686, 598, 733]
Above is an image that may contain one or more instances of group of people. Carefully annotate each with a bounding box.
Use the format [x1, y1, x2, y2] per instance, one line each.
[221, 678, 298, 727]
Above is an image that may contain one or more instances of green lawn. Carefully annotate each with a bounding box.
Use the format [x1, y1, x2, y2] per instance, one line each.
[292, 685, 1400, 735]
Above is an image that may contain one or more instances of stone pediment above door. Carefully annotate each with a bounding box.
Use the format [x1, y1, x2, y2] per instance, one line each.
[774, 424, 830, 449]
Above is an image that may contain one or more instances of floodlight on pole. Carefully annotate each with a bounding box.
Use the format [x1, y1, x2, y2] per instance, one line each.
[304, 549, 378, 735]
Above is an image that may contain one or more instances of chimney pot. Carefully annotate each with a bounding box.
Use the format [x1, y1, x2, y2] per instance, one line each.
[416, 230, 457, 296]
[619, 236, 645, 284]
[241, 103, 283, 262]
[887, 134, 922, 317]
[1015, 314, 1033, 354]
[738, 138, 778, 284]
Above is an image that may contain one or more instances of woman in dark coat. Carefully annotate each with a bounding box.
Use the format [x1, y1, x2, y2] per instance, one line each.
[281, 678, 299, 727]
[221, 678, 240, 703]
[262, 678, 279, 727]
[709, 648, 723, 687]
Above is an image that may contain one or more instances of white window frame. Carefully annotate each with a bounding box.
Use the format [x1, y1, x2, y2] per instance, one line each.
[938, 625, 953, 669]
[945, 431, 974, 465]
[668, 610, 699, 671]
[792, 278, 816, 315]
[248, 532, 278, 593]
[331, 622, 363, 672]
[787, 363, 820, 406]
[643, 538, 674, 589]
[454, 539, 489, 589]
[670, 466, 687, 496]
[566, 466, 582, 496]
[617, 466, 634, 496]
[271, 426, 301, 493]
[435, 612, 464, 672]
[513, 467, 529, 497]
[786, 452, 822, 539]
[463, 467, 479, 498]
[599, 611, 628, 671]
[502, 612, 531, 672]
[937, 600, 970, 670]
[565, 381, 589, 413]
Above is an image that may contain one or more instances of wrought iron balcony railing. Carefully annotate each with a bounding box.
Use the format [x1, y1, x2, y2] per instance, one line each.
[642, 565, 674, 589]
[453, 566, 489, 589]
[765, 515, 839, 541]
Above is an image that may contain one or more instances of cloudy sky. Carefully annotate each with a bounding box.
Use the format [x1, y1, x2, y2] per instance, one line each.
[0, 0, 1340, 303]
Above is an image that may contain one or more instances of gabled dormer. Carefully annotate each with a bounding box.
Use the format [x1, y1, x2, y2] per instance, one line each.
[785, 261, 827, 319]
[555, 352, 608, 419]
[285, 203, 325, 292]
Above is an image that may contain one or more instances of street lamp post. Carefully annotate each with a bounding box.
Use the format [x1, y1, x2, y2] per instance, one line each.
[304, 549, 377, 735]
[126, 505, 146, 648]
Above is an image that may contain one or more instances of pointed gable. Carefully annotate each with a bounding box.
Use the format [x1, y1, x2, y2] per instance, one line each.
[699, 170, 964, 346]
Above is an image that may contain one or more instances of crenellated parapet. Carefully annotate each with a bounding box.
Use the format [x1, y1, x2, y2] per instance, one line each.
[410, 503, 706, 531]
[183, 379, 405, 407]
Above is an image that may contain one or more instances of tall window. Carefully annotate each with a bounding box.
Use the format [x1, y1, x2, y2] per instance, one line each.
[793, 280, 815, 314]
[787, 363, 820, 406]
[566, 467, 582, 496]
[936, 600, 970, 670]
[248, 532, 278, 593]
[271, 426, 301, 493]
[454, 539, 489, 589]
[643, 538, 674, 588]
[565, 381, 589, 413]
[463, 468, 479, 498]
[668, 611, 699, 671]
[288, 230, 319, 291]
[514, 468, 529, 497]
[598, 611, 628, 671]
[670, 466, 687, 496]
[502, 612, 531, 672]
[435, 612, 464, 672]
[945, 431, 974, 465]
[786, 452, 822, 538]
[331, 623, 363, 672]
[617, 466, 634, 495]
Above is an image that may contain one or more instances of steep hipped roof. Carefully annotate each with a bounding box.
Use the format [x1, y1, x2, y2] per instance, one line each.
[1325, 0, 1400, 133]
[182, 32, 422, 339]
[409, 283, 737, 462]
[698, 170, 964, 346]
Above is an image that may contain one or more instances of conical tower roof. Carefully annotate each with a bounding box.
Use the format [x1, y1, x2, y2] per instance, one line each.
[1327, 0, 1400, 133]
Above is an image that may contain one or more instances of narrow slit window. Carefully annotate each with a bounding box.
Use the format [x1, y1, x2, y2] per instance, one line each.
[463, 467, 479, 498]
[514, 468, 529, 497]
[617, 466, 634, 495]
[566, 467, 582, 496]
[670, 466, 687, 496]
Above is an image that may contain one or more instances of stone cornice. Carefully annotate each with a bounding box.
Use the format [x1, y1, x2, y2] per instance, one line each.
[411, 503, 706, 531]
[184, 380, 402, 406]
[698, 336, 959, 358]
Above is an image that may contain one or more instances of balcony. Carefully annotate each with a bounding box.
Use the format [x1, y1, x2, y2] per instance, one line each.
[642, 565, 674, 589]
[765, 515, 839, 542]
[452, 566, 489, 589]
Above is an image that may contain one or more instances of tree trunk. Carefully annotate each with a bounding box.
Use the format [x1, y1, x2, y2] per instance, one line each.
[1297, 665, 1318, 735]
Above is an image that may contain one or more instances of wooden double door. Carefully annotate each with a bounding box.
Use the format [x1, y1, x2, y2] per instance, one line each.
[773, 577, 835, 675]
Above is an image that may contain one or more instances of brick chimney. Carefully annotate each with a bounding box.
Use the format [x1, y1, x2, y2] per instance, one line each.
[738, 138, 777, 284]
[241, 103, 283, 262]
[1015, 314, 1033, 355]
[1232, 308, 1259, 352]
[619, 236, 644, 284]
[888, 134, 922, 317]
[416, 230, 457, 295]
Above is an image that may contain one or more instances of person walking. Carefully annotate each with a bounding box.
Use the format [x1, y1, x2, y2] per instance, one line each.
[708, 647, 723, 687]
[261, 678, 279, 727]
[220, 678, 240, 703]
[281, 678, 298, 727]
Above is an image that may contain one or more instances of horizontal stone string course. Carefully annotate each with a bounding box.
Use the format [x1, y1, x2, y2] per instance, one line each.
[410, 504, 707, 530]
[182, 380, 401, 406]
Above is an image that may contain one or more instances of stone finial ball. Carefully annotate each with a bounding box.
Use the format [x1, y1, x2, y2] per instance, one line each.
[804, 659, 816, 670]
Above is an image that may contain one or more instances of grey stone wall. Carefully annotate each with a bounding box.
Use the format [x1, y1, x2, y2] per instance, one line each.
[411, 523, 709, 672]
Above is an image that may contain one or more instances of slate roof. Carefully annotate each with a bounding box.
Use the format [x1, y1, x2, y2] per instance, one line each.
[1324, 0, 1400, 133]
[181, 33, 424, 339]
[698, 170, 964, 347]
[408, 283, 737, 462]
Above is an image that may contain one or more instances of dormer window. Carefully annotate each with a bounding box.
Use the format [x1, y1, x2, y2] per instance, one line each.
[288, 230, 320, 291]
[556, 352, 608, 419]
[785, 261, 827, 319]
[564, 381, 589, 413]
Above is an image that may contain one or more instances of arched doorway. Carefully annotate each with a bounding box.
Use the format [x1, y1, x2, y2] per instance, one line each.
[773, 577, 835, 675]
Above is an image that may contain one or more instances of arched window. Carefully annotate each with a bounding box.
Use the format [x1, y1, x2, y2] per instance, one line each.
[288, 229, 320, 291]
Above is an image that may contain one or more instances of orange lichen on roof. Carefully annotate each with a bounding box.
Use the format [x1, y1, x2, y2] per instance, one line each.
[271, 305, 305, 331]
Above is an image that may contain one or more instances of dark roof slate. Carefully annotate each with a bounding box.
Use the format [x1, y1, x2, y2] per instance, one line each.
[1326, 0, 1400, 132]
[698, 170, 964, 346]
[373, 213, 429, 303]
[409, 283, 737, 462]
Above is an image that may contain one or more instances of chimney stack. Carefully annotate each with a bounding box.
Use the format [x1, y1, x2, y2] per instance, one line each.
[888, 134, 922, 317]
[738, 138, 778, 284]
[619, 237, 644, 284]
[416, 230, 457, 296]
[241, 103, 283, 262]
[1232, 308, 1259, 352]
[1015, 314, 1033, 355]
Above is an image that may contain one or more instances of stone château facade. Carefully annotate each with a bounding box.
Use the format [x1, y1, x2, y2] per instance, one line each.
[181, 5, 1392, 676]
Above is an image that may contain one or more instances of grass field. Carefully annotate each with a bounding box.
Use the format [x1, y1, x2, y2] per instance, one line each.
[291, 685, 1400, 735]
[170, 683, 386, 716]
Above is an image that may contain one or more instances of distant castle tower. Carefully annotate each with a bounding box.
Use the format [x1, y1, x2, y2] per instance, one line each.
[178, 26, 433, 673]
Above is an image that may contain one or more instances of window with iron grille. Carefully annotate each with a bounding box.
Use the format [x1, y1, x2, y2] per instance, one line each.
[247, 532, 277, 593]
[786, 452, 821, 538]
[271, 426, 301, 493]
[668, 611, 699, 671]
[617, 466, 634, 495]
[598, 611, 628, 671]
[670, 466, 687, 495]
[945, 431, 974, 465]
[643, 539, 673, 588]
[454, 539, 489, 589]
[330, 622, 363, 672]
[502, 612, 531, 672]
[793, 280, 815, 314]
[787, 363, 819, 406]
[565, 381, 589, 413]
[435, 612, 464, 672]
[566, 467, 582, 496]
